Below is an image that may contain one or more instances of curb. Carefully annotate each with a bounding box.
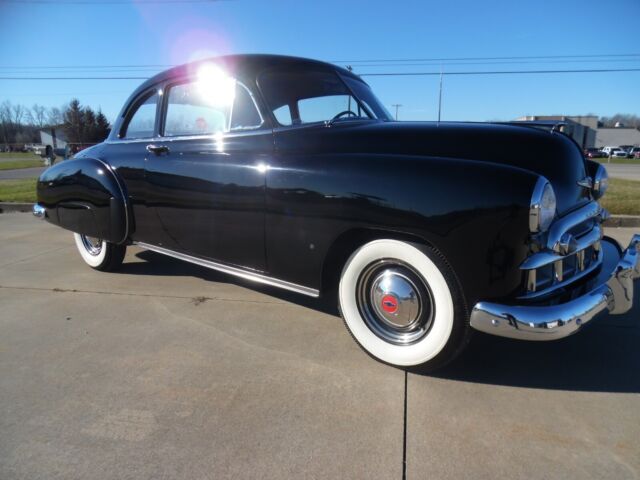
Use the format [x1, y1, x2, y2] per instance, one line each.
[0, 202, 33, 214]
[1, 202, 640, 227]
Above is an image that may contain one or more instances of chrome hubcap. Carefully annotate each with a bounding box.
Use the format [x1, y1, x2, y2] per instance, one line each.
[80, 235, 103, 256]
[357, 260, 434, 345]
[371, 270, 421, 329]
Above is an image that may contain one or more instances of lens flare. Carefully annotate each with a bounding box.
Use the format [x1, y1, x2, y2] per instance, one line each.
[196, 64, 236, 107]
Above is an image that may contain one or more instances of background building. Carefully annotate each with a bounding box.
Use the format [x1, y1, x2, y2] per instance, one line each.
[595, 126, 640, 148]
[515, 115, 597, 149]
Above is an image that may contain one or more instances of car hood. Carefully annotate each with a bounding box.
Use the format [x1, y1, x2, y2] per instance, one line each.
[320, 121, 591, 215]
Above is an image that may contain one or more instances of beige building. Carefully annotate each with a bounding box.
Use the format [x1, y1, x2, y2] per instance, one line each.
[515, 115, 597, 149]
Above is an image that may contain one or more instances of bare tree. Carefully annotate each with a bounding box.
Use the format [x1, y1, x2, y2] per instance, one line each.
[11, 104, 25, 126]
[31, 104, 47, 128]
[47, 106, 63, 126]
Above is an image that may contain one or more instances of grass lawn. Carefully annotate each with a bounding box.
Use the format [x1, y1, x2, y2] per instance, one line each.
[0, 178, 37, 203]
[0, 176, 638, 216]
[0, 159, 44, 170]
[600, 178, 640, 216]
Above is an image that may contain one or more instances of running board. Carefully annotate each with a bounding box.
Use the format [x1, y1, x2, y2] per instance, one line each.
[135, 242, 320, 298]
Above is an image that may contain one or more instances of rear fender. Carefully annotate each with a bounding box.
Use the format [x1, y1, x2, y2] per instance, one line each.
[36, 158, 129, 244]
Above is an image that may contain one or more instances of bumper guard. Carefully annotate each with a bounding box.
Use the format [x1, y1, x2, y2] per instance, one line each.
[470, 234, 640, 341]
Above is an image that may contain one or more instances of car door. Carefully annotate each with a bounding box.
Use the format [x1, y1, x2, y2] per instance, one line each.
[143, 75, 271, 272]
[100, 87, 166, 246]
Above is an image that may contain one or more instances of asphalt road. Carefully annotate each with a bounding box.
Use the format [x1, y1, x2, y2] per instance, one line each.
[0, 166, 45, 180]
[1, 213, 639, 479]
[603, 162, 640, 181]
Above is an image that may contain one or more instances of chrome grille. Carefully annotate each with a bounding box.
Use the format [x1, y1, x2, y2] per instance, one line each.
[521, 202, 604, 299]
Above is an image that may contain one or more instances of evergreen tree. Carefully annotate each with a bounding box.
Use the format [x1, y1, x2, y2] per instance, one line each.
[95, 110, 111, 141]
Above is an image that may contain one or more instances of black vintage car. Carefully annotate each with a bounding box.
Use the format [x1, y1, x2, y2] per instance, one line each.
[34, 55, 639, 370]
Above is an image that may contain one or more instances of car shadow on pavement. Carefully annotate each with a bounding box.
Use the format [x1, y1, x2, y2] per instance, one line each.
[128, 250, 639, 393]
[430, 305, 640, 393]
[125, 250, 339, 315]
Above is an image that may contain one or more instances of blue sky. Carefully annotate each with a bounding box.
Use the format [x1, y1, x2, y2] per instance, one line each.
[1, 0, 638, 123]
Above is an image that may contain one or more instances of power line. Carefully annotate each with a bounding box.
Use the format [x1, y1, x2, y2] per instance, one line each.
[2, 67, 640, 81]
[359, 68, 640, 77]
[2, 53, 639, 70]
[5, 0, 227, 4]
[332, 53, 640, 63]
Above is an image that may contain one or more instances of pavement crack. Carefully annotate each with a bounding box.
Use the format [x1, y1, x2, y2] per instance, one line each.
[403, 370, 407, 480]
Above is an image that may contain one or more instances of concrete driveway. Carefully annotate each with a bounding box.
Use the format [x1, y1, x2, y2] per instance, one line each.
[0, 213, 638, 479]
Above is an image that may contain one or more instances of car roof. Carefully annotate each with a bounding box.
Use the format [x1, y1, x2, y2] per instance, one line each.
[131, 54, 360, 99]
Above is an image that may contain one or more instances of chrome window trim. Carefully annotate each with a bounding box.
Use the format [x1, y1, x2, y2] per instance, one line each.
[135, 242, 320, 298]
[104, 129, 273, 145]
[119, 88, 161, 140]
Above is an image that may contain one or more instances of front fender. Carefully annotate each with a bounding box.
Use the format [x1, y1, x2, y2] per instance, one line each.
[36, 157, 129, 244]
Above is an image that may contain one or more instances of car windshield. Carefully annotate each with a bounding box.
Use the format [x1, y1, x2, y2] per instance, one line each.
[259, 69, 391, 126]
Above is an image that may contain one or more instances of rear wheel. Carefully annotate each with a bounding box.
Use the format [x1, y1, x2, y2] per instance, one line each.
[338, 239, 470, 371]
[73, 233, 126, 272]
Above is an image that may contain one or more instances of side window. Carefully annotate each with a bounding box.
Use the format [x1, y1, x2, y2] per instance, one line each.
[298, 95, 359, 123]
[123, 92, 158, 139]
[164, 81, 232, 137]
[230, 84, 262, 130]
[273, 105, 293, 126]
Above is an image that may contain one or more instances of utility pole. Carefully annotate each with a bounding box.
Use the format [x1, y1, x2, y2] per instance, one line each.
[392, 104, 402, 121]
[437, 70, 443, 124]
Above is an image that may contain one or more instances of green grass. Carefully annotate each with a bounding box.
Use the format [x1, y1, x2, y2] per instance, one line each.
[1, 176, 639, 216]
[0, 159, 44, 170]
[594, 157, 640, 165]
[0, 178, 37, 203]
[600, 178, 640, 216]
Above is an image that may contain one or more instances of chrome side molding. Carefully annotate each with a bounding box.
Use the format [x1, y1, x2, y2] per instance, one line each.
[135, 242, 320, 298]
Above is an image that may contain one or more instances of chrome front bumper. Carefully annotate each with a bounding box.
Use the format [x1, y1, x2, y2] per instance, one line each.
[33, 203, 46, 219]
[470, 234, 640, 341]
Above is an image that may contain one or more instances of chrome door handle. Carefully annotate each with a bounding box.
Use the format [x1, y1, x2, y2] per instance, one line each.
[146, 144, 170, 155]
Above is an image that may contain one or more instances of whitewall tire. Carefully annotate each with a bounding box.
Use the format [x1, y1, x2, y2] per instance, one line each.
[73, 233, 126, 272]
[339, 239, 469, 370]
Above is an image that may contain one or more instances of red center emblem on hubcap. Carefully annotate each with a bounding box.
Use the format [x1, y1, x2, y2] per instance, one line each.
[381, 294, 399, 314]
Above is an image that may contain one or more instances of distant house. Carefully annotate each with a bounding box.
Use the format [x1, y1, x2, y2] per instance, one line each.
[34, 126, 69, 159]
[595, 127, 640, 148]
[514, 115, 597, 149]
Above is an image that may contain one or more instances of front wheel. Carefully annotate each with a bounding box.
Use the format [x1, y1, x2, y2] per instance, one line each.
[73, 233, 126, 272]
[338, 239, 470, 371]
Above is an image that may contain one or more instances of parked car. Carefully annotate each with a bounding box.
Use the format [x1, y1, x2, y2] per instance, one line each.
[612, 148, 630, 158]
[629, 147, 640, 159]
[601, 146, 619, 156]
[33, 55, 640, 371]
[583, 147, 604, 158]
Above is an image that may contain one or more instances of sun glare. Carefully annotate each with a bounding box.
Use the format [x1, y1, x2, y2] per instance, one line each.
[196, 64, 236, 107]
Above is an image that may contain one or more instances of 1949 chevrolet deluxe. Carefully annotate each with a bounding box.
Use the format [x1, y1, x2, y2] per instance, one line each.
[34, 54, 639, 371]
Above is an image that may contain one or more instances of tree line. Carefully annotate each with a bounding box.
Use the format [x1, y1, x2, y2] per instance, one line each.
[0, 99, 111, 148]
[598, 114, 640, 129]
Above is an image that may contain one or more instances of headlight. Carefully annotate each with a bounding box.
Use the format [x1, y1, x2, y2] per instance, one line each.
[529, 177, 557, 233]
[592, 164, 608, 199]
